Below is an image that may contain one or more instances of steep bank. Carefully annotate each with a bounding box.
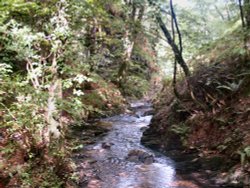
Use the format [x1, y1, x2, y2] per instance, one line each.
[141, 29, 250, 187]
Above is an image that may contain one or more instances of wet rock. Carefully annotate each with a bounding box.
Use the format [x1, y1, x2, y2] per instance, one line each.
[87, 178, 102, 188]
[74, 153, 88, 159]
[129, 102, 152, 114]
[124, 109, 133, 114]
[142, 109, 155, 116]
[130, 102, 148, 109]
[126, 149, 154, 164]
[140, 132, 162, 150]
[140, 126, 148, 132]
[87, 159, 98, 164]
[104, 157, 124, 165]
[135, 113, 141, 118]
[141, 120, 184, 151]
[101, 142, 114, 149]
[143, 156, 154, 165]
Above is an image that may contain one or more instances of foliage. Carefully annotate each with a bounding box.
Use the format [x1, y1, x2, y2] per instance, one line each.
[123, 75, 150, 98]
[238, 146, 250, 166]
[0, 0, 158, 186]
[154, 0, 244, 75]
[170, 123, 190, 140]
[2, 0, 247, 186]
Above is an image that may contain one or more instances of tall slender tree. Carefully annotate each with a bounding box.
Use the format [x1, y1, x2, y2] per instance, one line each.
[244, 0, 250, 27]
[148, 0, 190, 77]
[239, 0, 246, 27]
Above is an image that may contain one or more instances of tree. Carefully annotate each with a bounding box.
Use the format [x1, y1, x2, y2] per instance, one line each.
[244, 0, 250, 27]
[239, 0, 246, 27]
[148, 0, 190, 77]
[117, 0, 146, 88]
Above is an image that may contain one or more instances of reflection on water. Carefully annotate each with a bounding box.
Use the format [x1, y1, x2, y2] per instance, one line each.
[117, 163, 176, 188]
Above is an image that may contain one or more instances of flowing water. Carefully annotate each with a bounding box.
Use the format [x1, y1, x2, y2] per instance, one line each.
[77, 102, 210, 188]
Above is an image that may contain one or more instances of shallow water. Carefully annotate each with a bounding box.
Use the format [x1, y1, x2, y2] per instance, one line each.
[80, 102, 210, 188]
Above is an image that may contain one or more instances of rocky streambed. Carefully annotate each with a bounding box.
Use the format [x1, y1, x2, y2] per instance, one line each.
[72, 101, 225, 188]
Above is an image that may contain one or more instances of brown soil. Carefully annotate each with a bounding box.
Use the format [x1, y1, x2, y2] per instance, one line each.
[141, 56, 250, 187]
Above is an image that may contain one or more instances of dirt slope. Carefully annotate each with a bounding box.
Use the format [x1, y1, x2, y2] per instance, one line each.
[142, 30, 250, 187]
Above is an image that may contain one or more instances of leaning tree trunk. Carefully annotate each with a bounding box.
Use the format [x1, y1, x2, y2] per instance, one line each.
[156, 15, 190, 77]
[170, 0, 180, 98]
[239, 0, 246, 27]
[148, 0, 190, 77]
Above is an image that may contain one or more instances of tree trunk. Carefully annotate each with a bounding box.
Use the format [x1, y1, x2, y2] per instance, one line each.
[239, 0, 246, 27]
[138, 6, 145, 21]
[225, 1, 232, 21]
[44, 54, 62, 143]
[214, 5, 226, 21]
[245, 0, 250, 27]
[170, 0, 180, 98]
[156, 15, 190, 77]
[117, 1, 145, 88]
[118, 30, 134, 87]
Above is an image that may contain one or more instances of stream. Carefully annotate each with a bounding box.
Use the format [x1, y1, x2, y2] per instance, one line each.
[75, 101, 215, 188]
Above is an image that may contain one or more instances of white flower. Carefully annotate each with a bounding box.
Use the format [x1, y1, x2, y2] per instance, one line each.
[73, 89, 84, 96]
[25, 95, 32, 102]
[73, 74, 93, 84]
[16, 95, 25, 102]
[73, 74, 86, 84]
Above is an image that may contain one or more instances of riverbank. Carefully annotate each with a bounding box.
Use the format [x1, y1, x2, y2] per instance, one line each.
[141, 30, 250, 187]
